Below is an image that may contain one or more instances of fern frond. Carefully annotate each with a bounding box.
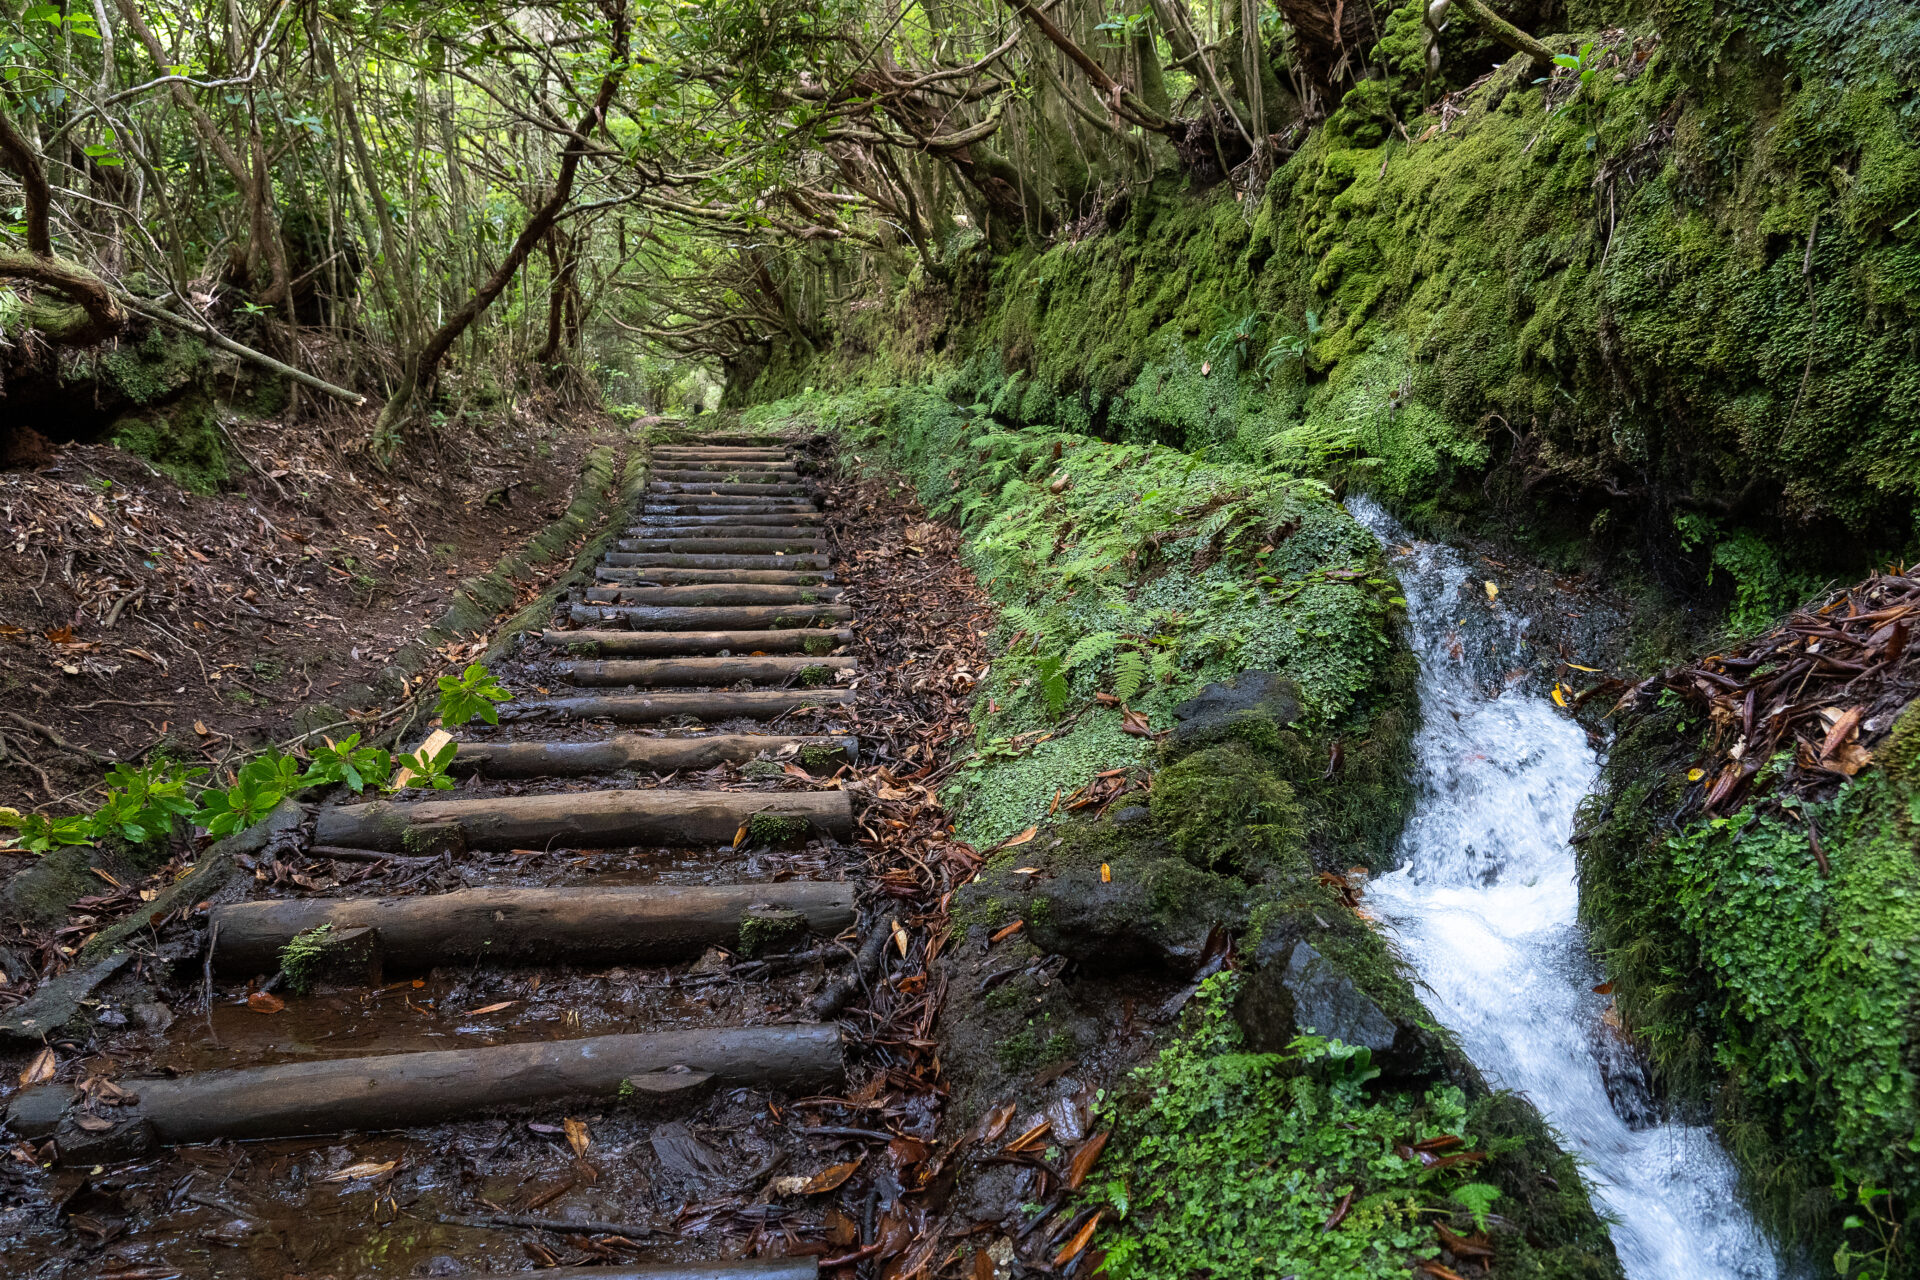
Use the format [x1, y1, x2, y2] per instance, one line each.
[1063, 630, 1122, 670]
[1112, 648, 1148, 702]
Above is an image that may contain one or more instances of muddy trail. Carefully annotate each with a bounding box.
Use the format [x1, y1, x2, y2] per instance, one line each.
[0, 435, 1004, 1280]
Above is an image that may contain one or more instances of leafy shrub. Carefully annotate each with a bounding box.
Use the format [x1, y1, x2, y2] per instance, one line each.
[436, 662, 513, 727]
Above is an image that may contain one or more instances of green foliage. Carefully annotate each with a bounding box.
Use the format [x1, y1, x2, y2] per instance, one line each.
[191, 751, 299, 837]
[435, 662, 513, 727]
[393, 740, 458, 791]
[89, 760, 205, 846]
[747, 812, 811, 844]
[1096, 973, 1485, 1280]
[300, 733, 392, 794]
[1581, 697, 1920, 1255]
[1, 812, 95, 854]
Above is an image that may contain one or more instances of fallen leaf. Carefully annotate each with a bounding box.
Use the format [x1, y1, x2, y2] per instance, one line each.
[891, 918, 910, 957]
[1830, 741, 1874, 775]
[999, 826, 1038, 850]
[1819, 706, 1863, 760]
[321, 1159, 398, 1183]
[463, 1001, 517, 1016]
[1418, 1265, 1470, 1280]
[979, 1100, 1017, 1144]
[1551, 685, 1567, 708]
[1004, 1118, 1052, 1153]
[1054, 1211, 1100, 1265]
[1100, 863, 1111, 883]
[731, 822, 749, 849]
[193, 721, 210, 736]
[72, 1113, 115, 1132]
[1592, 982, 1615, 994]
[803, 1159, 862, 1194]
[45, 626, 74, 644]
[1119, 707, 1154, 737]
[20, 1047, 56, 1086]
[1686, 767, 1705, 782]
[87, 510, 105, 529]
[1484, 581, 1498, 600]
[1566, 663, 1600, 672]
[246, 991, 285, 1014]
[1066, 1130, 1109, 1190]
[1434, 1221, 1495, 1258]
[989, 920, 1024, 944]
[563, 1117, 590, 1159]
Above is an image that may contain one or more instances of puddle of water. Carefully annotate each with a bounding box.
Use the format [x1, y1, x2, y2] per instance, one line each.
[1347, 495, 1782, 1280]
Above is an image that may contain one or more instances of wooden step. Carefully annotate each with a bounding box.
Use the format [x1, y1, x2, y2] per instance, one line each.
[568, 603, 853, 629]
[452, 732, 854, 777]
[652, 461, 801, 475]
[641, 493, 812, 507]
[317, 787, 853, 851]
[624, 526, 824, 542]
[643, 503, 819, 517]
[556, 656, 856, 687]
[540, 628, 852, 656]
[210, 882, 857, 973]
[604, 552, 831, 570]
[581, 584, 843, 606]
[8, 1024, 842, 1151]
[507, 688, 853, 722]
[635, 512, 824, 526]
[649, 482, 809, 497]
[653, 446, 791, 458]
[596, 567, 833, 586]
[654, 469, 799, 484]
[615, 538, 824, 555]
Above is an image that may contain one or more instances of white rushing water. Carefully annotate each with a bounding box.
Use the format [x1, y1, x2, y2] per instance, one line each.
[1346, 496, 1782, 1279]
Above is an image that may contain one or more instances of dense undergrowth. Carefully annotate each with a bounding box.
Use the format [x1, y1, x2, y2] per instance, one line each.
[754, 385, 1620, 1276]
[1582, 696, 1920, 1270]
[750, 384, 1411, 856]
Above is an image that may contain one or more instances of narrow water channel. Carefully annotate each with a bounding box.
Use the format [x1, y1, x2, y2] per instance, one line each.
[1346, 497, 1782, 1279]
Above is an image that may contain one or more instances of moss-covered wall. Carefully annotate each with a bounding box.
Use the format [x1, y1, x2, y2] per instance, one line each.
[744, 1, 1919, 631]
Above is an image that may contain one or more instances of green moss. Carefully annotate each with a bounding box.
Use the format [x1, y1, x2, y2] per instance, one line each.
[278, 924, 335, 995]
[1151, 743, 1306, 876]
[110, 393, 229, 494]
[801, 633, 835, 656]
[1582, 696, 1920, 1254]
[737, 907, 805, 957]
[747, 812, 810, 845]
[797, 664, 834, 687]
[797, 744, 845, 770]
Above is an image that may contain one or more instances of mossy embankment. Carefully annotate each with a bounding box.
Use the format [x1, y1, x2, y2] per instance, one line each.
[1582, 660, 1920, 1266]
[742, 0, 1919, 648]
[752, 388, 1621, 1277]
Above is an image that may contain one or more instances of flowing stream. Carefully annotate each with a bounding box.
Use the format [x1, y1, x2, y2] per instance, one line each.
[1346, 496, 1782, 1279]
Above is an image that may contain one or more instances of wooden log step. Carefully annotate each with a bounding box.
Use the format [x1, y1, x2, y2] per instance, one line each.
[581, 585, 843, 606]
[452, 733, 855, 778]
[642, 493, 812, 507]
[643, 504, 819, 518]
[539, 628, 852, 656]
[605, 552, 831, 571]
[506, 688, 853, 722]
[655, 469, 799, 484]
[568, 603, 853, 630]
[596, 568, 834, 586]
[652, 464, 801, 478]
[442, 1264, 816, 1280]
[649, 482, 809, 497]
[210, 882, 856, 974]
[654, 446, 790, 457]
[316, 788, 853, 851]
[636, 512, 824, 526]
[557, 656, 856, 687]
[625, 526, 824, 542]
[615, 538, 823, 556]
[7, 1024, 842, 1152]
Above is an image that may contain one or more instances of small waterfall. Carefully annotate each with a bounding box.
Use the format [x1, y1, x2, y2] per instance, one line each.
[1347, 496, 1782, 1279]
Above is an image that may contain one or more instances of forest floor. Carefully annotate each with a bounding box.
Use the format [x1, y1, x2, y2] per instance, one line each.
[0, 396, 626, 816]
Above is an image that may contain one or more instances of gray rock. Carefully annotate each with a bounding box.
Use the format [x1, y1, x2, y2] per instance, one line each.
[133, 1001, 175, 1033]
[0, 952, 132, 1043]
[1108, 805, 1151, 825]
[1280, 942, 1398, 1053]
[1169, 671, 1302, 752]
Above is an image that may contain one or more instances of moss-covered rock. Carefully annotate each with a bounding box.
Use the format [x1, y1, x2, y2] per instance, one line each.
[109, 392, 229, 494]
